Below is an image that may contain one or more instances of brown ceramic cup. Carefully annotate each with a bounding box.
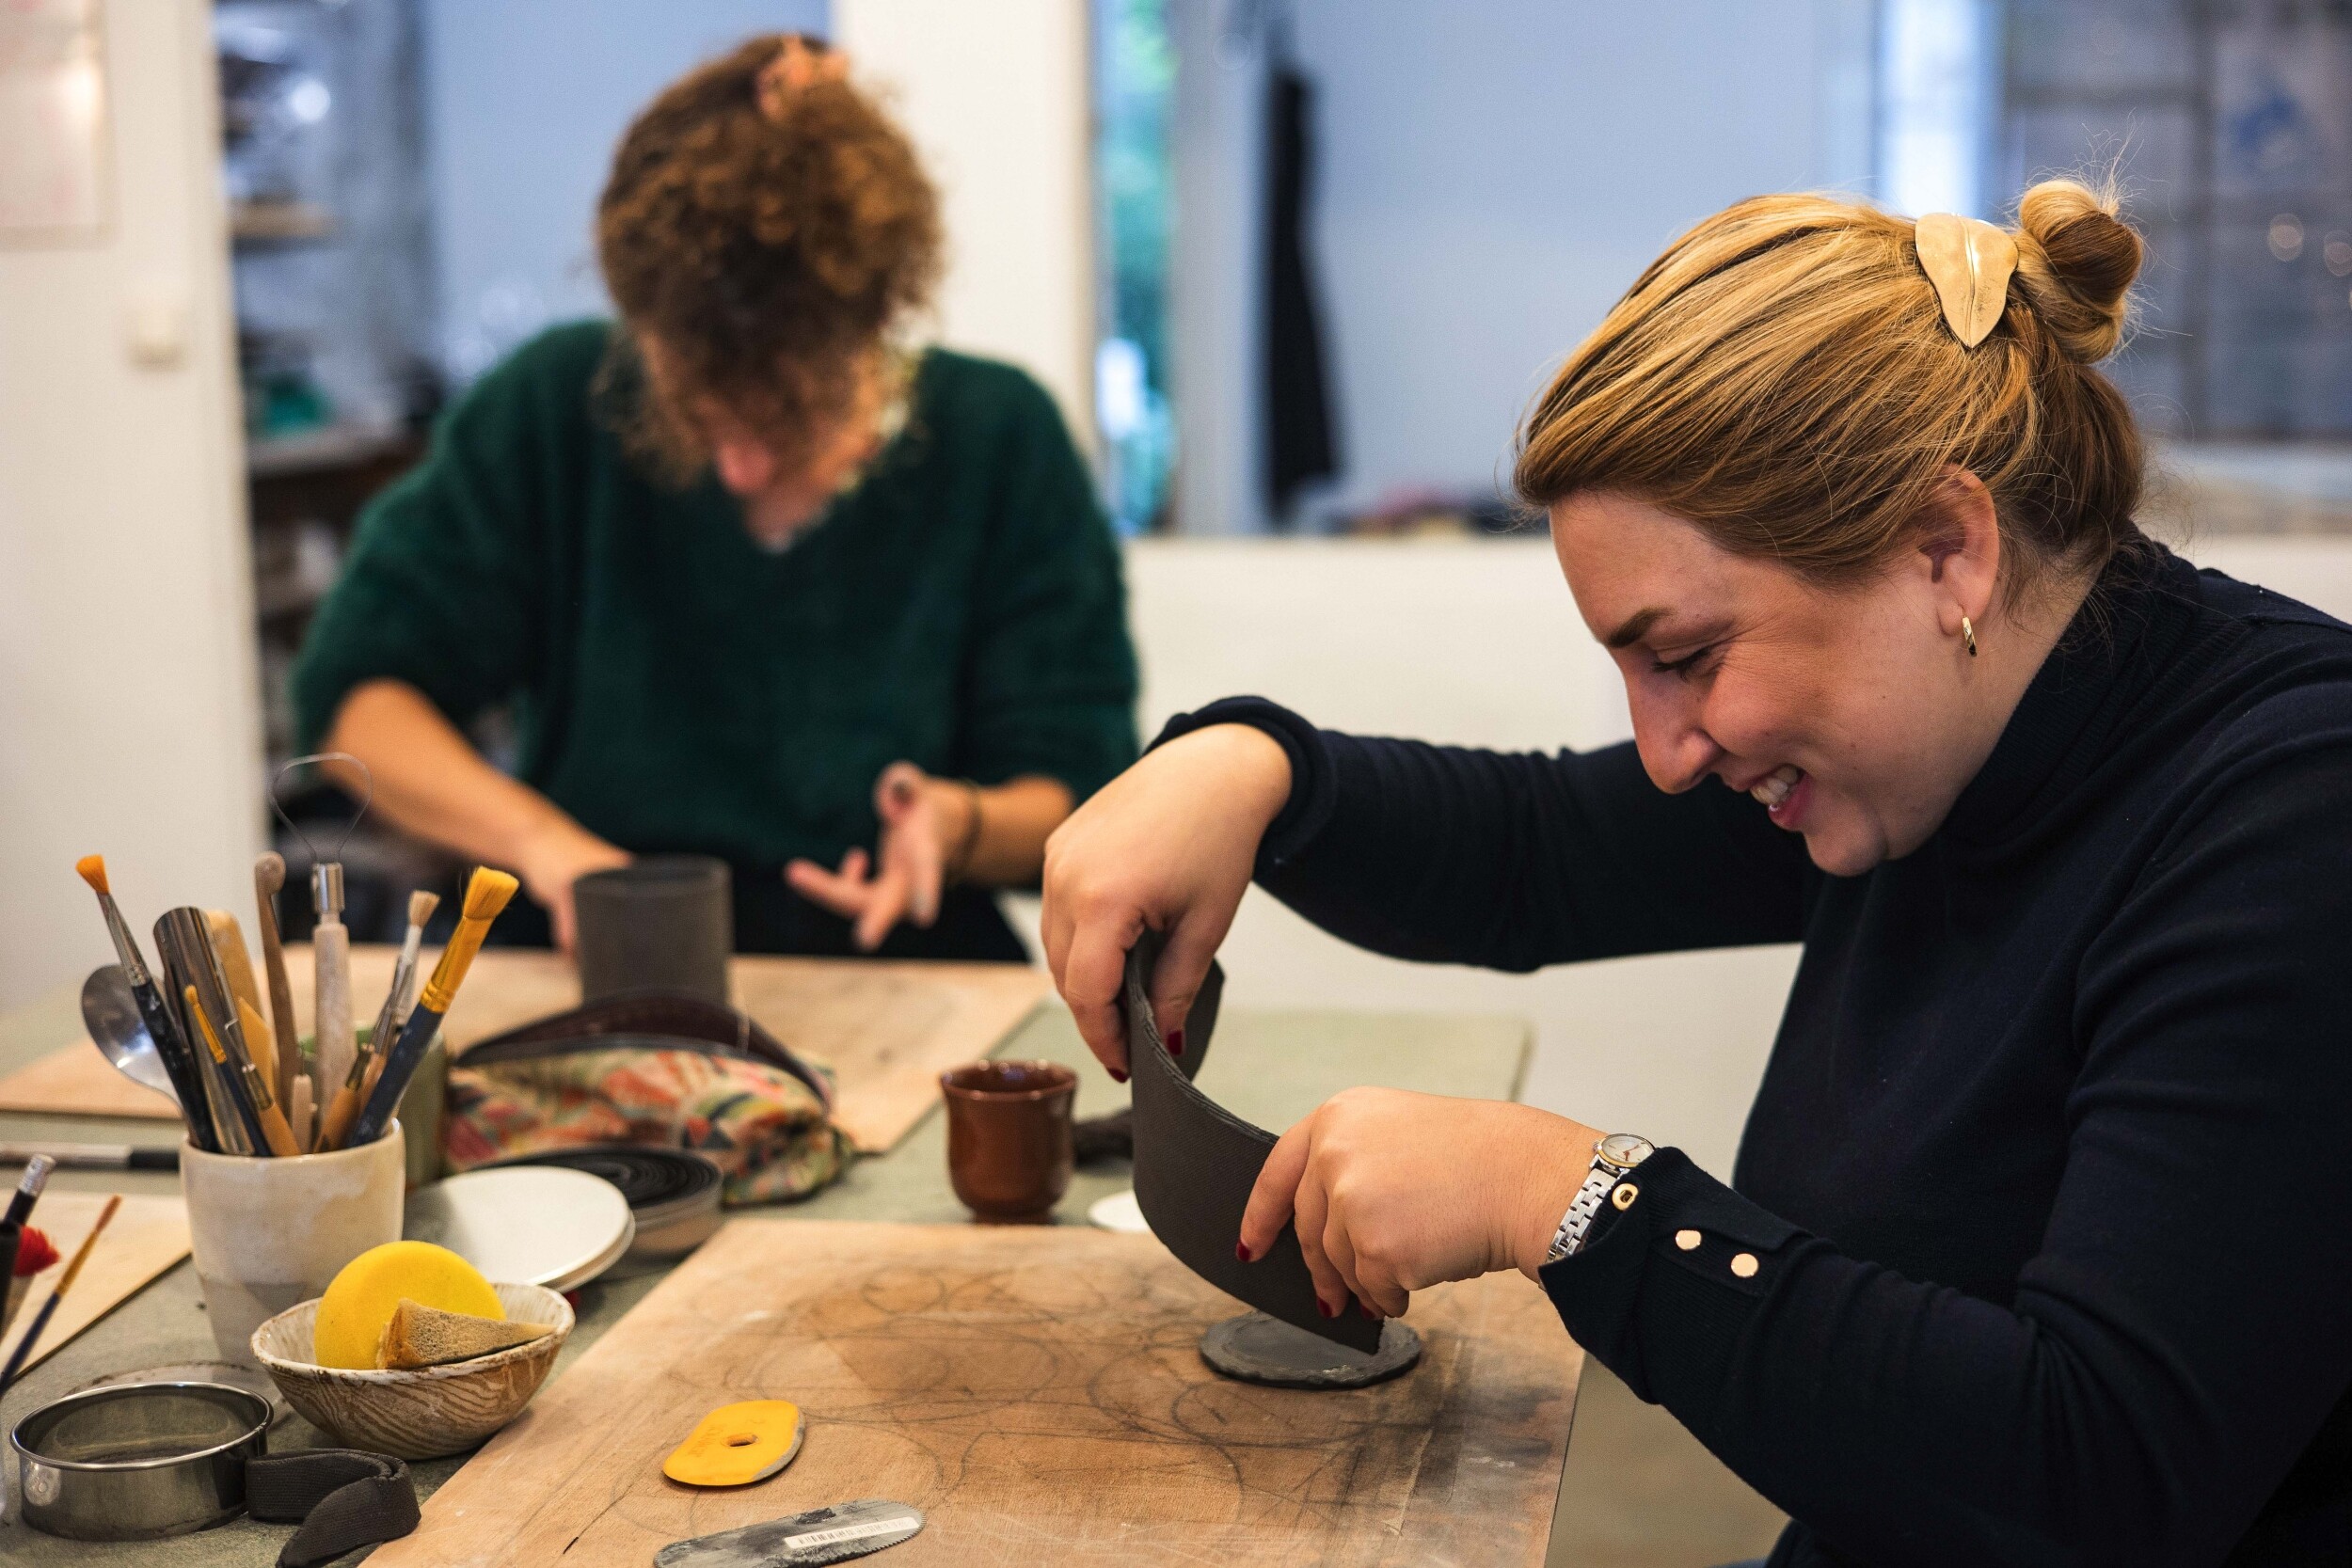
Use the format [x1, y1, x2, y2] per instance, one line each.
[941, 1059, 1077, 1224]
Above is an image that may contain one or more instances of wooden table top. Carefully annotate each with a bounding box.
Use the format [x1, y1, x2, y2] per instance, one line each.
[0, 970, 1559, 1564]
[375, 1222, 1577, 1567]
[0, 946, 1055, 1153]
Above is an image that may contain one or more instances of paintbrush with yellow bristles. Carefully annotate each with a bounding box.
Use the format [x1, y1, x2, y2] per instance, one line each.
[345, 868, 517, 1149]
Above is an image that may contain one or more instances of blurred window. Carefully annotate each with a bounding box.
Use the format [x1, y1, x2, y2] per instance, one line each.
[1880, 0, 2000, 218]
[1093, 0, 1176, 535]
[1997, 0, 2352, 437]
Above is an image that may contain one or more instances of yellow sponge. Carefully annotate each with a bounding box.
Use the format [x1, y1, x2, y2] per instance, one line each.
[313, 1242, 501, 1370]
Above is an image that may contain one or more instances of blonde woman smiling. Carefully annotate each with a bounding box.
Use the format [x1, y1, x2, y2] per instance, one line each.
[1043, 183, 2352, 1566]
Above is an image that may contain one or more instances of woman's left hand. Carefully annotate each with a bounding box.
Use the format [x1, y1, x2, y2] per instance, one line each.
[786, 761, 973, 950]
[1240, 1088, 1601, 1319]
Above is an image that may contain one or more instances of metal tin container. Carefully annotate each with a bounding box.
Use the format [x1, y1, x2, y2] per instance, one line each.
[10, 1380, 270, 1539]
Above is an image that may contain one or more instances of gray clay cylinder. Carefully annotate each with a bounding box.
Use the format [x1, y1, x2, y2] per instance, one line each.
[573, 856, 733, 1006]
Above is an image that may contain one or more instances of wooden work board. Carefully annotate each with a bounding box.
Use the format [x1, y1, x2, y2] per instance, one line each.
[370, 1220, 1581, 1567]
[0, 1192, 189, 1374]
[0, 948, 1049, 1153]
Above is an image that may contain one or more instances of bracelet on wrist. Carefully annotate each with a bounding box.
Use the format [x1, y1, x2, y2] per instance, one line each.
[944, 780, 985, 883]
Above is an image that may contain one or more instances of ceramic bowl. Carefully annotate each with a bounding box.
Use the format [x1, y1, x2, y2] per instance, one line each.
[249, 1281, 572, 1459]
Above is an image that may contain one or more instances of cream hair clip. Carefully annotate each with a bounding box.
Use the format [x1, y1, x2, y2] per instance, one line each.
[1915, 213, 2018, 348]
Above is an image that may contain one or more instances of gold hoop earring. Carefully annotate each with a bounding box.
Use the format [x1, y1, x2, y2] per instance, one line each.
[1961, 615, 1979, 658]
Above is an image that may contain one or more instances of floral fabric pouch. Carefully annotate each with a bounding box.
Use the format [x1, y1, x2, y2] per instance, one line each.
[443, 993, 850, 1205]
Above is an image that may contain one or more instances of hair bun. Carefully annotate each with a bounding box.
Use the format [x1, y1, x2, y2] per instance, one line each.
[2010, 179, 2142, 363]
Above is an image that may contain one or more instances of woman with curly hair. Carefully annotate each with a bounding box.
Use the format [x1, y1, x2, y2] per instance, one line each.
[294, 36, 1136, 959]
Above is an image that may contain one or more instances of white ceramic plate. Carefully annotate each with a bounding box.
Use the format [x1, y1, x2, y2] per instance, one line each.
[1087, 1188, 1151, 1234]
[403, 1167, 635, 1291]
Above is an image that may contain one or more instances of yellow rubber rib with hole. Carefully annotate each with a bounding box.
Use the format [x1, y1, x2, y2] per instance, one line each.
[662, 1400, 806, 1486]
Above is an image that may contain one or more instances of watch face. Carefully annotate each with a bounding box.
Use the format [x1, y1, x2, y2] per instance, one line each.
[1597, 1132, 1655, 1170]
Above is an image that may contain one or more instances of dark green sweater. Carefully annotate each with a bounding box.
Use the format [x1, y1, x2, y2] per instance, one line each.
[293, 323, 1137, 958]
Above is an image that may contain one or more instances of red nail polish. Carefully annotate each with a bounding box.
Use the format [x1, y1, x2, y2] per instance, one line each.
[1234, 1241, 1252, 1262]
[1167, 1029, 1184, 1057]
[1316, 1297, 1335, 1319]
[1107, 1065, 1128, 1083]
[1358, 1301, 1378, 1321]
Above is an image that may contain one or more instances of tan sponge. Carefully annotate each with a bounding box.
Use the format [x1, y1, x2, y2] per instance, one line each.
[376, 1299, 555, 1370]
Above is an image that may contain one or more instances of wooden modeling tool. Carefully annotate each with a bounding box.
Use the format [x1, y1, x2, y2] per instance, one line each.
[254, 852, 302, 1115]
[234, 995, 283, 1129]
[204, 911, 273, 1085]
[290, 1078, 314, 1154]
[315, 1038, 371, 1153]
[73, 858, 218, 1151]
[321, 882, 426, 1148]
[271, 752, 373, 1158]
[662, 1400, 806, 1486]
[311, 863, 356, 1139]
[347, 868, 517, 1149]
[184, 986, 297, 1157]
[0, 1192, 119, 1399]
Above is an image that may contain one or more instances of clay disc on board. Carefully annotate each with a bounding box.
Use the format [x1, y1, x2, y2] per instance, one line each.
[1199, 1310, 1422, 1389]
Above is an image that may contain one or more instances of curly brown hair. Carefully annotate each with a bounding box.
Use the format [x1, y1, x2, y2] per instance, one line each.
[596, 34, 942, 481]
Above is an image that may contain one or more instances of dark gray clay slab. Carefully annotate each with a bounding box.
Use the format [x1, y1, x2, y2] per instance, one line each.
[1127, 936, 1381, 1354]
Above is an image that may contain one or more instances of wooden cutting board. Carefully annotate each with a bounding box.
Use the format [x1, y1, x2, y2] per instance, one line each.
[0, 1041, 180, 1119]
[730, 958, 1051, 1151]
[0, 950, 1048, 1152]
[0, 1192, 189, 1373]
[368, 1220, 1580, 1567]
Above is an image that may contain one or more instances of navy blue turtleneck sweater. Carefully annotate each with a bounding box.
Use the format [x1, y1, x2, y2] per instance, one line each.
[1161, 544, 2352, 1567]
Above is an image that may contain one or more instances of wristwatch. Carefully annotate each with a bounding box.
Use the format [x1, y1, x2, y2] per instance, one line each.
[1544, 1132, 1657, 1263]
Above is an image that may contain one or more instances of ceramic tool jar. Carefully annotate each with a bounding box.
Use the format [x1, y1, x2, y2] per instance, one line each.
[180, 1121, 404, 1363]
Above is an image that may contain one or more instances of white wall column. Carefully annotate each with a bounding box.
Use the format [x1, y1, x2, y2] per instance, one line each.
[0, 0, 262, 1006]
[1165, 0, 1267, 535]
[834, 0, 1097, 451]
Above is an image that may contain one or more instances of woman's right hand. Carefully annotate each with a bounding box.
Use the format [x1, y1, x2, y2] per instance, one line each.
[1041, 723, 1294, 1077]
[515, 817, 631, 954]
[324, 681, 631, 956]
